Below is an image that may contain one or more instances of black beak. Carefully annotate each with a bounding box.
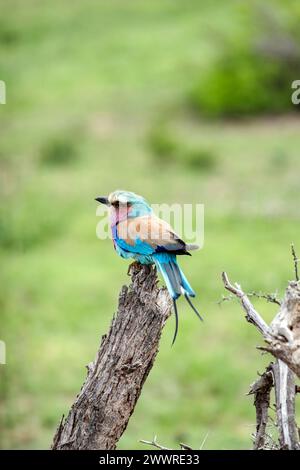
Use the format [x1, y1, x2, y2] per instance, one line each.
[95, 196, 109, 205]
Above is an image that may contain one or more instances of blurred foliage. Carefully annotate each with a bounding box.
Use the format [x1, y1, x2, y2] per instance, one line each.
[147, 124, 179, 164]
[190, 2, 300, 117]
[182, 147, 217, 171]
[269, 148, 290, 172]
[147, 123, 217, 172]
[0, 195, 67, 251]
[40, 135, 78, 167]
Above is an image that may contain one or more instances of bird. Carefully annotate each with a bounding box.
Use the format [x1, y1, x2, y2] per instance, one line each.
[95, 190, 202, 344]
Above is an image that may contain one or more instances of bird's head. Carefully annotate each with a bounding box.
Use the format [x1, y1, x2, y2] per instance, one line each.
[95, 190, 152, 220]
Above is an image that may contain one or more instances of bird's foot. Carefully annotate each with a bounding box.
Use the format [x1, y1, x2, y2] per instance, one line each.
[127, 261, 142, 276]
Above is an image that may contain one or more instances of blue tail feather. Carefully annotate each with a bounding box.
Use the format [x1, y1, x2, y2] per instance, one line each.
[172, 262, 195, 297]
[153, 253, 202, 345]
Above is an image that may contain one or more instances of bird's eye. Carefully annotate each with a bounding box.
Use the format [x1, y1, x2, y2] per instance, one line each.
[113, 200, 130, 208]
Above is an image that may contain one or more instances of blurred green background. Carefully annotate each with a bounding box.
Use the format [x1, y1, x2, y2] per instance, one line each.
[1, 0, 300, 450]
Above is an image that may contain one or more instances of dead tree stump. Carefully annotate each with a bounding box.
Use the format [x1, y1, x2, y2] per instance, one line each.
[222, 271, 300, 450]
[52, 264, 172, 450]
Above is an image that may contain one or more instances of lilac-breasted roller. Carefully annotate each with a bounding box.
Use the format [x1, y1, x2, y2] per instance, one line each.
[95, 190, 202, 344]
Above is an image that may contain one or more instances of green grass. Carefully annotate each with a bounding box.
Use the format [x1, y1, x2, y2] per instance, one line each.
[1, 0, 300, 450]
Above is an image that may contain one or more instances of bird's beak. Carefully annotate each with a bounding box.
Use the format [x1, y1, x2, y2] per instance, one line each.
[95, 196, 109, 205]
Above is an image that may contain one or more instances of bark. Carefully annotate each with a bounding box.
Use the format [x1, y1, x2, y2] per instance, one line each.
[222, 273, 300, 380]
[263, 281, 300, 378]
[248, 368, 273, 450]
[52, 264, 172, 450]
[271, 360, 299, 450]
[222, 272, 300, 450]
[221, 272, 270, 338]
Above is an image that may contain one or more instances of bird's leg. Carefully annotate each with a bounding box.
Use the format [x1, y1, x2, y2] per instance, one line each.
[127, 261, 142, 276]
[145, 264, 152, 275]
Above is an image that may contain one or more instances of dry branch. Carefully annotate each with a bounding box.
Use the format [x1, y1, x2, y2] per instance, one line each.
[248, 367, 273, 449]
[271, 360, 299, 449]
[52, 264, 172, 450]
[140, 436, 197, 450]
[222, 272, 300, 379]
[221, 272, 270, 338]
[140, 436, 171, 450]
[291, 243, 299, 282]
[222, 268, 300, 450]
[262, 281, 300, 378]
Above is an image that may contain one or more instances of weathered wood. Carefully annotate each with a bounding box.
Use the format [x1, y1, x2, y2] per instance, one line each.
[52, 264, 172, 450]
[263, 281, 300, 378]
[222, 273, 300, 378]
[222, 271, 300, 450]
[271, 360, 299, 450]
[248, 368, 273, 450]
[221, 272, 271, 338]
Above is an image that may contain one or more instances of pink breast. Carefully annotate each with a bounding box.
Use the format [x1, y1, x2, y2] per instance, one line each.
[110, 205, 130, 227]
